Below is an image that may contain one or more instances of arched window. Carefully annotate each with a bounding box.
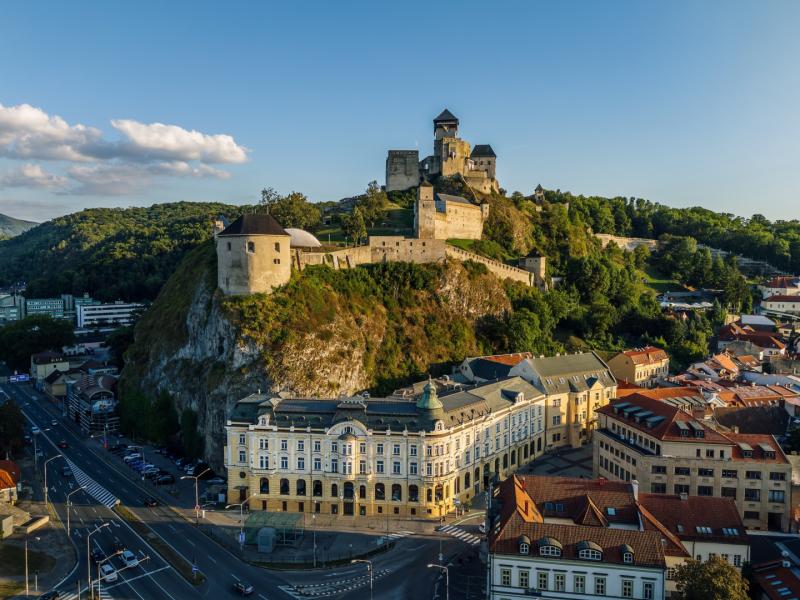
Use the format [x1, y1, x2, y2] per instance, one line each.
[540, 545, 561, 557]
[426, 488, 433, 502]
[434, 484, 443, 502]
[375, 483, 385, 501]
[344, 482, 354, 499]
[296, 480, 306, 496]
[391, 484, 402, 501]
[465, 472, 471, 488]
[359, 485, 366, 500]
[260, 478, 270, 494]
[511, 451, 516, 465]
[331, 483, 338, 498]
[247, 241, 255, 253]
[313, 480, 322, 497]
[623, 552, 634, 564]
[274, 242, 280, 252]
[280, 478, 290, 495]
[519, 543, 529, 555]
[409, 485, 419, 502]
[503, 454, 508, 469]
[494, 458, 500, 473]
[577, 541, 603, 561]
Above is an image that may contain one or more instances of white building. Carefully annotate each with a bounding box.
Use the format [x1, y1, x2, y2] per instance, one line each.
[77, 301, 143, 328]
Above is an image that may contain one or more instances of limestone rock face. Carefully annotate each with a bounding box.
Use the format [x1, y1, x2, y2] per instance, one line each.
[121, 242, 510, 472]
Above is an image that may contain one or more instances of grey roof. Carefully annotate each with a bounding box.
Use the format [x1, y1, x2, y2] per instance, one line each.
[527, 352, 616, 395]
[435, 193, 475, 206]
[228, 377, 543, 433]
[218, 213, 289, 237]
[433, 109, 458, 123]
[471, 144, 496, 158]
[466, 358, 515, 381]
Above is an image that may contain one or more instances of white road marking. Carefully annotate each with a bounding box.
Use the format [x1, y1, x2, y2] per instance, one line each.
[207, 554, 217, 564]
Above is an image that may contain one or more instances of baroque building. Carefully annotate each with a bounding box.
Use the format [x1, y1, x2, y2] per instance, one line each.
[224, 376, 547, 519]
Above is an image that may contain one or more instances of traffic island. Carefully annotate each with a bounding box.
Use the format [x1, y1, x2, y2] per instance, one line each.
[114, 504, 206, 585]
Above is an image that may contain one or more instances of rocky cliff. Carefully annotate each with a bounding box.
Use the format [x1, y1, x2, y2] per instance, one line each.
[120, 241, 515, 470]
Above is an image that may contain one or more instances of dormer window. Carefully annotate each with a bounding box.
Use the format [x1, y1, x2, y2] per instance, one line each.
[623, 552, 633, 564]
[519, 542, 530, 555]
[577, 541, 603, 561]
[537, 537, 562, 557]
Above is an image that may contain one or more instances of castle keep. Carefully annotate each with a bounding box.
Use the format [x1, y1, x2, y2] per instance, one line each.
[386, 109, 500, 194]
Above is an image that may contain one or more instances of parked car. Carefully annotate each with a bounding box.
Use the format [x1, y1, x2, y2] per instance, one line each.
[112, 540, 124, 553]
[100, 563, 118, 582]
[155, 474, 175, 485]
[57, 439, 68, 449]
[120, 550, 139, 568]
[51, 419, 58, 426]
[233, 581, 254, 595]
[31, 426, 41, 435]
[91, 547, 105, 563]
[143, 469, 161, 479]
[143, 497, 158, 507]
[123, 453, 142, 463]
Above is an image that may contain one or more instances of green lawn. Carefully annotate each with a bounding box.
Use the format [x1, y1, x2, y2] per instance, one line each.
[0, 543, 56, 576]
[317, 206, 413, 244]
[641, 266, 686, 294]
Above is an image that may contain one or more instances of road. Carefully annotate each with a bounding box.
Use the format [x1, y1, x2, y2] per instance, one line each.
[4, 381, 475, 599]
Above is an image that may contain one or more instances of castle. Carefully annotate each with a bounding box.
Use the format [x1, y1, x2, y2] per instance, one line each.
[386, 109, 500, 194]
[215, 109, 546, 296]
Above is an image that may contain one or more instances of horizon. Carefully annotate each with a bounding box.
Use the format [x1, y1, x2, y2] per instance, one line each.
[1, 1, 799, 223]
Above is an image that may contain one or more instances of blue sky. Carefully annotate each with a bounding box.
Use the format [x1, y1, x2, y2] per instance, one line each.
[1, 1, 798, 222]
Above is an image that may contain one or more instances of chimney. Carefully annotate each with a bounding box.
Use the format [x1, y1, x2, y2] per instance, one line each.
[631, 479, 639, 501]
[733, 425, 739, 434]
[679, 492, 688, 501]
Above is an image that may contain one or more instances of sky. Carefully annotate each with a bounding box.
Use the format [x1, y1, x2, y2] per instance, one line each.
[0, 1, 799, 222]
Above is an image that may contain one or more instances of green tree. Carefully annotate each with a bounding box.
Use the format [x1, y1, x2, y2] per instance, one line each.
[357, 181, 388, 228]
[632, 244, 651, 270]
[180, 408, 205, 460]
[673, 557, 749, 600]
[259, 187, 322, 230]
[342, 206, 367, 245]
[106, 326, 135, 368]
[0, 315, 75, 371]
[0, 399, 26, 458]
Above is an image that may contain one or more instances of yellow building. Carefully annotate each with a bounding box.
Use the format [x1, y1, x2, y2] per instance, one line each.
[607, 346, 670, 388]
[224, 376, 547, 519]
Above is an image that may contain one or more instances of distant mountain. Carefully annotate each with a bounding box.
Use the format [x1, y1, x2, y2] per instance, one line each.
[0, 213, 37, 238]
[0, 202, 245, 301]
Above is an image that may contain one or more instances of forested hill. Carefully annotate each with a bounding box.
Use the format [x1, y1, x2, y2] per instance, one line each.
[0, 212, 37, 239]
[0, 202, 245, 301]
[550, 191, 800, 274]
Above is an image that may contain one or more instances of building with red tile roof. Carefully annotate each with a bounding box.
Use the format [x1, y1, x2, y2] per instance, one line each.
[607, 346, 670, 388]
[0, 460, 19, 503]
[594, 394, 793, 532]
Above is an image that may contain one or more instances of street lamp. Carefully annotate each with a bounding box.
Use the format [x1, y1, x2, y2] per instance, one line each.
[94, 550, 123, 598]
[427, 563, 449, 600]
[31, 427, 51, 467]
[87, 522, 110, 599]
[24, 535, 41, 596]
[225, 493, 257, 551]
[351, 559, 373, 600]
[42, 454, 64, 506]
[311, 512, 317, 568]
[181, 468, 210, 526]
[66, 485, 86, 533]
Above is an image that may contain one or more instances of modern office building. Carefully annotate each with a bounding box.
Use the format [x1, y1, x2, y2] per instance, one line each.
[77, 301, 143, 328]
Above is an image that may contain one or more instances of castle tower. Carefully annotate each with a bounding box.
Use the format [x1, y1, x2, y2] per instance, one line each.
[518, 255, 548, 290]
[433, 108, 459, 139]
[216, 213, 292, 295]
[385, 149, 420, 192]
[414, 181, 437, 239]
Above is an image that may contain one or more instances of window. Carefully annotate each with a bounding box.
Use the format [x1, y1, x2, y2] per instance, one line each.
[733, 555, 741, 567]
[706, 449, 714, 458]
[623, 552, 634, 564]
[500, 569, 511, 586]
[331, 458, 338, 473]
[238, 450, 246, 463]
[770, 472, 786, 481]
[313, 457, 321, 471]
[651, 483, 666, 494]
[697, 485, 713, 496]
[574, 575, 585, 593]
[652, 465, 667, 474]
[643, 581, 654, 600]
[377, 443, 384, 455]
[594, 576, 606, 596]
[622, 579, 633, 598]
[745, 470, 761, 480]
[247, 241, 255, 253]
[259, 455, 268, 470]
[674, 466, 690, 476]
[552, 415, 561, 426]
[554, 573, 565, 592]
[226, 241, 231, 251]
[280, 456, 288, 470]
[359, 460, 366, 475]
[331, 441, 338, 453]
[519, 570, 529, 588]
[280, 439, 288, 451]
[376, 460, 384, 474]
[744, 510, 760, 520]
[744, 488, 761, 502]
[410, 445, 417, 457]
[578, 548, 602, 561]
[313, 440, 321, 453]
[539, 545, 561, 557]
[258, 438, 268, 450]
[392, 461, 401, 475]
[393, 444, 400, 456]
[519, 543, 529, 555]
[260, 477, 269, 493]
[410, 462, 417, 475]
[274, 242, 280, 252]
[769, 490, 785, 503]
[537, 572, 548, 590]
[674, 484, 689, 495]
[722, 469, 737, 479]
[698, 468, 714, 477]
[297, 457, 305, 470]
[238, 433, 246, 446]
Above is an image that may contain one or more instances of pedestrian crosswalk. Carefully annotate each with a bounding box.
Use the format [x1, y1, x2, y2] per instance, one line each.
[58, 586, 113, 600]
[439, 524, 482, 546]
[65, 457, 119, 508]
[385, 529, 415, 541]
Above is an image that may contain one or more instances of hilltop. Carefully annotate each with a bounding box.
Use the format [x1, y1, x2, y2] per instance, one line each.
[0, 212, 37, 239]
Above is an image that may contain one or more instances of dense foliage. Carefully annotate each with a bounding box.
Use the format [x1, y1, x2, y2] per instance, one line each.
[0, 201, 244, 301]
[0, 212, 37, 239]
[673, 556, 749, 600]
[0, 315, 75, 370]
[259, 188, 322, 230]
[0, 399, 26, 458]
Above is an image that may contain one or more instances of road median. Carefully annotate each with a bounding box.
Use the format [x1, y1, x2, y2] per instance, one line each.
[114, 504, 206, 586]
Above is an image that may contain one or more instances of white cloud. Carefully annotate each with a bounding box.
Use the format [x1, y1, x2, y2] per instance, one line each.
[0, 163, 69, 190]
[0, 102, 248, 195]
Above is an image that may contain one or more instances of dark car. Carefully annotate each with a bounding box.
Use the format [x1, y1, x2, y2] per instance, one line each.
[233, 582, 254, 595]
[40, 591, 61, 600]
[57, 439, 68, 449]
[61, 466, 73, 477]
[155, 474, 175, 485]
[91, 547, 105, 563]
[143, 497, 158, 507]
[112, 540, 124, 553]
[175, 457, 188, 468]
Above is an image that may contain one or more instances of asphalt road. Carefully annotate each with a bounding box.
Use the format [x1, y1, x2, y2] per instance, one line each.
[4, 382, 475, 599]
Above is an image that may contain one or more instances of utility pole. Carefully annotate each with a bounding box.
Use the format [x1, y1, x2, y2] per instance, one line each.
[87, 522, 109, 598]
[67, 486, 86, 532]
[43, 454, 64, 506]
[181, 468, 210, 525]
[351, 559, 373, 600]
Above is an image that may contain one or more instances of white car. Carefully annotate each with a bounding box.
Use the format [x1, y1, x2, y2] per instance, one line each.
[31, 426, 41, 435]
[120, 550, 139, 568]
[478, 523, 486, 534]
[51, 419, 58, 426]
[123, 453, 142, 463]
[100, 563, 118, 582]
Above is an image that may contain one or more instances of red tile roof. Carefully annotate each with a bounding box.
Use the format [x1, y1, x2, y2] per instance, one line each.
[481, 352, 533, 367]
[0, 460, 21, 484]
[753, 566, 800, 600]
[764, 294, 800, 303]
[763, 276, 800, 289]
[621, 346, 669, 366]
[638, 493, 747, 545]
[726, 432, 789, 464]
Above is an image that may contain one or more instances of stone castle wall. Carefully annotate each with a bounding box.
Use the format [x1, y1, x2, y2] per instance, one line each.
[444, 246, 534, 286]
[386, 150, 420, 192]
[217, 234, 291, 295]
[595, 234, 661, 252]
[431, 202, 485, 240]
[295, 245, 373, 271]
